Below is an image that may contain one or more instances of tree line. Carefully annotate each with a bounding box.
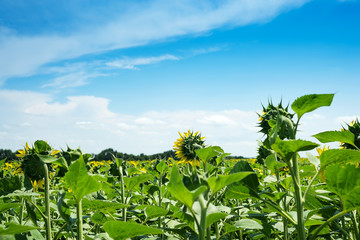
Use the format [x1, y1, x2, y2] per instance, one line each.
[0, 148, 245, 162]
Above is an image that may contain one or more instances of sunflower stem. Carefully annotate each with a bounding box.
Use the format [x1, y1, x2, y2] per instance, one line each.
[76, 199, 83, 240]
[118, 164, 126, 222]
[198, 193, 207, 240]
[43, 163, 52, 240]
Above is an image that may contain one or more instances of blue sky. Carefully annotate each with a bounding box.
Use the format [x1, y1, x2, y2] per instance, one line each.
[0, 0, 359, 157]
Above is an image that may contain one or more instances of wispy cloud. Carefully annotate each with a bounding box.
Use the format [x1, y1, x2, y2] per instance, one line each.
[106, 54, 179, 70]
[42, 72, 107, 88]
[0, 0, 311, 85]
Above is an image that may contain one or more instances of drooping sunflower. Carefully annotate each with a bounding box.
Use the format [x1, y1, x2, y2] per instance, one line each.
[340, 119, 360, 150]
[173, 130, 205, 163]
[16, 140, 60, 190]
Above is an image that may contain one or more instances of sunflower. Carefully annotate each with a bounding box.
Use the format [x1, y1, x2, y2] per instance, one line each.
[16, 140, 60, 191]
[340, 119, 360, 150]
[173, 130, 205, 163]
[258, 101, 294, 140]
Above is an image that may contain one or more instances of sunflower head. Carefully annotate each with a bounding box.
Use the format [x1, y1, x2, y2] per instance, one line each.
[258, 101, 294, 140]
[17, 140, 60, 182]
[256, 144, 272, 165]
[173, 130, 205, 162]
[340, 118, 360, 150]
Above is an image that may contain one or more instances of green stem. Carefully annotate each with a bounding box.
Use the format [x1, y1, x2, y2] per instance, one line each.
[335, 220, 350, 239]
[76, 199, 83, 240]
[54, 222, 67, 240]
[28, 198, 47, 220]
[291, 155, 306, 240]
[352, 210, 360, 240]
[198, 194, 207, 240]
[310, 210, 348, 240]
[119, 165, 126, 222]
[158, 173, 163, 239]
[43, 163, 52, 240]
[105, 210, 117, 221]
[19, 198, 25, 225]
[215, 222, 220, 240]
[303, 170, 321, 201]
[259, 197, 297, 225]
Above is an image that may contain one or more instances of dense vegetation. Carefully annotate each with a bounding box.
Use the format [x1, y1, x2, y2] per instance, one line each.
[1, 93, 360, 240]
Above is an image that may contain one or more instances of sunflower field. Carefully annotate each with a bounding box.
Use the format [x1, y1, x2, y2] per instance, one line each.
[1, 93, 360, 240]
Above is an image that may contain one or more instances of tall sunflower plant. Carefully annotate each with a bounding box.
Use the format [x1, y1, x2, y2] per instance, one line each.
[169, 130, 256, 240]
[256, 94, 360, 240]
[14, 140, 68, 240]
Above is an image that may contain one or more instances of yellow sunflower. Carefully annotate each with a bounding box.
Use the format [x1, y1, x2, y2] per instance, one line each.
[173, 130, 205, 163]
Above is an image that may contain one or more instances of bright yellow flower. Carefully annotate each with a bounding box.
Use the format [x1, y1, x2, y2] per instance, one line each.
[173, 130, 205, 163]
[16, 149, 26, 158]
[128, 161, 139, 167]
[316, 145, 329, 156]
[51, 150, 61, 155]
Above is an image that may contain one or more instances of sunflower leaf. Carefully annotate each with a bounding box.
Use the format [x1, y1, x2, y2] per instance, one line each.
[64, 155, 102, 202]
[291, 94, 334, 119]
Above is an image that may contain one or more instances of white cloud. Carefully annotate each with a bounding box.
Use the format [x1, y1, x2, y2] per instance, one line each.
[336, 115, 359, 125]
[106, 54, 179, 70]
[0, 89, 261, 157]
[0, 0, 311, 84]
[42, 72, 107, 88]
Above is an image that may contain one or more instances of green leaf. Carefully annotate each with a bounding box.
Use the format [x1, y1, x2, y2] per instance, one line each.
[81, 198, 129, 211]
[234, 219, 263, 230]
[91, 211, 110, 225]
[56, 192, 71, 223]
[313, 130, 356, 148]
[206, 212, 227, 229]
[204, 204, 228, 229]
[325, 164, 360, 211]
[156, 160, 168, 174]
[0, 223, 39, 235]
[173, 209, 196, 232]
[265, 153, 286, 174]
[36, 155, 68, 169]
[207, 172, 254, 194]
[215, 152, 231, 166]
[145, 205, 169, 219]
[271, 138, 319, 161]
[0, 175, 23, 196]
[319, 149, 360, 171]
[0, 190, 40, 199]
[196, 146, 222, 162]
[124, 174, 152, 190]
[167, 165, 207, 208]
[225, 161, 259, 200]
[0, 203, 22, 213]
[0, 159, 5, 167]
[291, 94, 334, 119]
[64, 155, 102, 202]
[103, 221, 163, 240]
[306, 152, 320, 169]
[34, 140, 51, 154]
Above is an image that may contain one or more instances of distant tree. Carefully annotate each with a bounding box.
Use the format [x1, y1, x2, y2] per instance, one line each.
[0, 149, 16, 161]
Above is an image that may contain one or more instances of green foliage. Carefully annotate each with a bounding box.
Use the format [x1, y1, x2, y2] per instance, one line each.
[103, 221, 163, 239]
[2, 92, 360, 240]
[271, 138, 319, 161]
[64, 155, 102, 202]
[325, 164, 360, 211]
[291, 93, 334, 119]
[313, 130, 356, 148]
[167, 165, 207, 209]
[0, 223, 39, 236]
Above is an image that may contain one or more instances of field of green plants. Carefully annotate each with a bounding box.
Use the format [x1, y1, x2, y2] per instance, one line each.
[1, 93, 360, 240]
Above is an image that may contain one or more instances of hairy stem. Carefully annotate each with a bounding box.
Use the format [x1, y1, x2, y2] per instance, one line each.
[43, 163, 52, 240]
